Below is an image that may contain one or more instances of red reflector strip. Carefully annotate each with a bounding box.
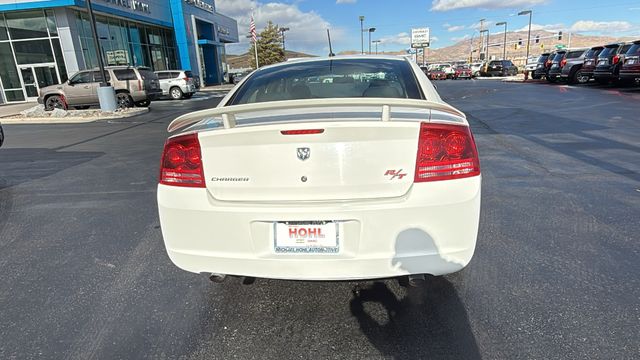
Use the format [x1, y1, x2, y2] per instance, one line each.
[280, 129, 325, 135]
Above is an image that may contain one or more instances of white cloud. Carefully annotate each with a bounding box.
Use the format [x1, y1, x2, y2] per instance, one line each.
[451, 34, 471, 42]
[216, 0, 345, 55]
[469, 20, 494, 30]
[378, 32, 412, 46]
[431, 0, 547, 12]
[444, 24, 466, 32]
[569, 20, 634, 33]
[336, 0, 357, 3]
[515, 23, 565, 32]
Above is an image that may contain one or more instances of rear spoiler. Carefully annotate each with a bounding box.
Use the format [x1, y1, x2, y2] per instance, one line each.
[167, 98, 465, 133]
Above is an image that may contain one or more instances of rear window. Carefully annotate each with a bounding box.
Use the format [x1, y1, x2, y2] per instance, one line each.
[599, 46, 619, 58]
[537, 54, 549, 63]
[627, 44, 640, 56]
[113, 69, 137, 81]
[229, 59, 423, 105]
[620, 44, 633, 54]
[584, 48, 602, 59]
[566, 51, 584, 59]
[138, 69, 157, 80]
[489, 61, 501, 66]
[184, 71, 193, 78]
[553, 53, 566, 61]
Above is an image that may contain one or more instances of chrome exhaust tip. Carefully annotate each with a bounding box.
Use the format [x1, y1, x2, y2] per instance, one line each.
[208, 273, 227, 283]
[408, 274, 426, 287]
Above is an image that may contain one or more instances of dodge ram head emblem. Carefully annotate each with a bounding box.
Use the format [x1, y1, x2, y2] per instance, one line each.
[297, 147, 310, 161]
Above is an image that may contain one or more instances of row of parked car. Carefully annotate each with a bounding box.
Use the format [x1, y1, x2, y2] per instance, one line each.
[530, 40, 640, 85]
[38, 67, 200, 111]
[421, 60, 520, 81]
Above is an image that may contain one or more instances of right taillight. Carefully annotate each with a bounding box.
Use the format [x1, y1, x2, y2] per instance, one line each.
[159, 133, 205, 187]
[612, 55, 620, 64]
[414, 122, 480, 182]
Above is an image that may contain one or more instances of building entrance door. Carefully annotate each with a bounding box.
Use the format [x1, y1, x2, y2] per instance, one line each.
[19, 65, 59, 101]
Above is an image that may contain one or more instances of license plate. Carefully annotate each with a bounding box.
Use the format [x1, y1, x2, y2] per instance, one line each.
[598, 60, 607, 65]
[273, 221, 339, 254]
[627, 59, 636, 64]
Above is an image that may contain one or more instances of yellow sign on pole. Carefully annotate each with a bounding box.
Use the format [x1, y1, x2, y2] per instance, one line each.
[541, 43, 544, 49]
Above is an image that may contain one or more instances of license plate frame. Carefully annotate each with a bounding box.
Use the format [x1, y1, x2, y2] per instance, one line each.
[273, 221, 339, 254]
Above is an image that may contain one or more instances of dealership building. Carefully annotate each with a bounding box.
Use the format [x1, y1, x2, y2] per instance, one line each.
[0, 0, 238, 103]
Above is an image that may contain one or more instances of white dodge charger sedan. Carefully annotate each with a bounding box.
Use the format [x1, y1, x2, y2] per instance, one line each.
[157, 56, 481, 281]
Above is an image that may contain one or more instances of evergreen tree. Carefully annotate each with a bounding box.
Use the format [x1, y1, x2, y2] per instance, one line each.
[249, 21, 285, 69]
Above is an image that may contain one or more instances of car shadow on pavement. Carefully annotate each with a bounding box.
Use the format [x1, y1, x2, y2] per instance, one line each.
[350, 228, 480, 359]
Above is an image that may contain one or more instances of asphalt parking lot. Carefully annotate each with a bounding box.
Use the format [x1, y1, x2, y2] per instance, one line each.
[1, 81, 639, 359]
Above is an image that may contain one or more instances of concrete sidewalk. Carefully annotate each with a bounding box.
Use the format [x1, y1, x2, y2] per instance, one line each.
[0, 102, 38, 118]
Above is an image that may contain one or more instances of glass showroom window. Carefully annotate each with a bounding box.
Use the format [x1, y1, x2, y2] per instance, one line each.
[0, 9, 66, 102]
[73, 10, 178, 71]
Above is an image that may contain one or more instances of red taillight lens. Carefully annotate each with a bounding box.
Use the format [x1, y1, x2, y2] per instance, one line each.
[560, 59, 567, 67]
[159, 133, 205, 187]
[414, 122, 480, 182]
[281, 129, 324, 135]
[613, 55, 620, 64]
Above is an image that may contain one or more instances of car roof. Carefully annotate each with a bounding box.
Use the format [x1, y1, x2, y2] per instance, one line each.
[253, 55, 410, 72]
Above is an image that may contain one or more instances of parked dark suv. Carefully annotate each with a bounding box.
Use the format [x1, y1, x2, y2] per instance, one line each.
[559, 48, 589, 84]
[581, 46, 604, 82]
[593, 42, 634, 84]
[532, 53, 551, 79]
[619, 40, 640, 84]
[486, 60, 518, 77]
[546, 50, 567, 83]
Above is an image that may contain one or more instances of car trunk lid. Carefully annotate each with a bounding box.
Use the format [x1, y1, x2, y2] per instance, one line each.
[197, 112, 426, 202]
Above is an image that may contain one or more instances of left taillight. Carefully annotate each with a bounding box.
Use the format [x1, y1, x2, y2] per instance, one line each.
[414, 122, 480, 182]
[560, 58, 567, 67]
[159, 133, 205, 187]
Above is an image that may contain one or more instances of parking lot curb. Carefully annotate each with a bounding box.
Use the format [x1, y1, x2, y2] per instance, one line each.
[0, 107, 149, 124]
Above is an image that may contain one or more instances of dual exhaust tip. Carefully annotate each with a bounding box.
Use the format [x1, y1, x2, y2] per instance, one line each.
[204, 273, 427, 287]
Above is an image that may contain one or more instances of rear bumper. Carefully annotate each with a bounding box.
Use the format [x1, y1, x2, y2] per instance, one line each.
[157, 176, 481, 280]
[593, 71, 616, 80]
[619, 71, 640, 81]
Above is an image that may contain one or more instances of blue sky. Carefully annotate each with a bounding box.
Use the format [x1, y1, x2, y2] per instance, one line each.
[216, 0, 640, 55]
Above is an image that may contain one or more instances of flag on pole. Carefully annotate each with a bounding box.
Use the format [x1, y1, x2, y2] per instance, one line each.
[249, 15, 257, 43]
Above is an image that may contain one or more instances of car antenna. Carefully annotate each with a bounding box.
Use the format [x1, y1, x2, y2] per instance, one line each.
[327, 29, 335, 57]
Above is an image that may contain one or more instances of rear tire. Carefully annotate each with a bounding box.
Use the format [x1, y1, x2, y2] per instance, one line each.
[116, 92, 133, 109]
[547, 76, 557, 83]
[572, 70, 589, 85]
[532, 74, 541, 80]
[74, 105, 90, 110]
[183, 93, 194, 99]
[170, 87, 183, 100]
[45, 95, 67, 111]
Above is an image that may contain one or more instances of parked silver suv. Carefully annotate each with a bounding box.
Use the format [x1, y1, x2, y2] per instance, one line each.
[155, 70, 197, 100]
[38, 67, 162, 110]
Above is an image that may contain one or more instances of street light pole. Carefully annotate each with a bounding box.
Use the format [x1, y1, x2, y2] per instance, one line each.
[279, 27, 290, 59]
[368, 27, 376, 54]
[372, 40, 381, 54]
[518, 10, 533, 62]
[359, 16, 365, 54]
[496, 21, 507, 60]
[86, 0, 116, 111]
[479, 18, 485, 60]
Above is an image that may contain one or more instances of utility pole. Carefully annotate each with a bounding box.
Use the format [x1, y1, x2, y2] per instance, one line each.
[372, 39, 380, 54]
[279, 27, 289, 59]
[496, 21, 507, 60]
[86, 0, 116, 111]
[518, 10, 533, 62]
[479, 18, 485, 60]
[359, 16, 365, 54]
